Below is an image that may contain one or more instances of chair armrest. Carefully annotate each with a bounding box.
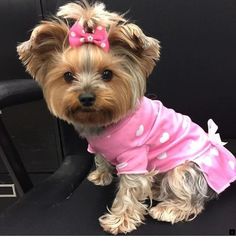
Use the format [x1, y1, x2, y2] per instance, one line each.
[0, 79, 42, 109]
[0, 152, 94, 234]
[2, 153, 94, 212]
[31, 153, 94, 204]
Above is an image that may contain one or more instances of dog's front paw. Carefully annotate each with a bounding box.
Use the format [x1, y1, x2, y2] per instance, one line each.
[99, 213, 140, 235]
[87, 169, 113, 186]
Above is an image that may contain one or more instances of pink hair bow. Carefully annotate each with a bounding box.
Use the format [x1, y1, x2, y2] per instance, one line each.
[69, 22, 110, 52]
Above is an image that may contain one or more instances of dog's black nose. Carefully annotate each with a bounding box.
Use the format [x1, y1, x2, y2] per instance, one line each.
[79, 93, 96, 107]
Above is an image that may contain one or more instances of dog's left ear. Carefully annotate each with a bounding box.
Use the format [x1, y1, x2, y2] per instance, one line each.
[109, 23, 160, 77]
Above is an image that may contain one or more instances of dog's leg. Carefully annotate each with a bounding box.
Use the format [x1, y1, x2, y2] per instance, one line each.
[149, 161, 216, 223]
[99, 173, 154, 234]
[87, 154, 114, 186]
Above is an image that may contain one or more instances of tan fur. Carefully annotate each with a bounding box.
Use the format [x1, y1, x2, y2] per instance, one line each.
[109, 23, 160, 77]
[17, 12, 158, 126]
[40, 45, 135, 126]
[87, 154, 114, 186]
[57, 0, 125, 30]
[149, 162, 213, 223]
[149, 200, 204, 224]
[17, 19, 69, 81]
[99, 172, 155, 235]
[17, 1, 215, 235]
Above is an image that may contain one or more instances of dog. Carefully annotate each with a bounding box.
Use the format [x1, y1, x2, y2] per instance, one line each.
[17, 1, 236, 235]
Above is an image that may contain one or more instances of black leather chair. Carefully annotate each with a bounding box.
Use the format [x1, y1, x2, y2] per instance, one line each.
[0, 0, 235, 235]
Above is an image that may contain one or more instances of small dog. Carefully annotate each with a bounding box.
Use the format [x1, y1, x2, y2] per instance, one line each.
[17, 1, 236, 234]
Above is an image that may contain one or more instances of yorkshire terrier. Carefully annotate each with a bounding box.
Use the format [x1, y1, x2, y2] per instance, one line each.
[17, 1, 236, 235]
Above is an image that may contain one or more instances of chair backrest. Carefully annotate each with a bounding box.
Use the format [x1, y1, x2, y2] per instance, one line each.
[33, 0, 236, 155]
[100, 0, 235, 138]
[0, 0, 42, 80]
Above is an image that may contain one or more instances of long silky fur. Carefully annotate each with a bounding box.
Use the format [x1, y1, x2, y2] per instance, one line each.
[17, 1, 216, 235]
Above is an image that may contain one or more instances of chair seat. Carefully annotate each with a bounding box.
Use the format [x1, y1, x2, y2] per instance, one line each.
[0, 146, 235, 235]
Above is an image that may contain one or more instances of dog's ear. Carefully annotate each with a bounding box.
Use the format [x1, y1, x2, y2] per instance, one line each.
[17, 20, 69, 81]
[109, 23, 160, 77]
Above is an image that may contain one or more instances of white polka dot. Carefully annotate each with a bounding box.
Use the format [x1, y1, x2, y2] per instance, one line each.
[136, 124, 144, 137]
[100, 42, 106, 48]
[202, 156, 212, 166]
[80, 37, 85, 43]
[157, 152, 167, 160]
[97, 26, 103, 30]
[229, 160, 235, 170]
[82, 29, 85, 34]
[116, 162, 128, 169]
[189, 140, 199, 150]
[210, 147, 219, 156]
[160, 132, 170, 144]
[70, 31, 76, 37]
[106, 135, 111, 138]
[87, 35, 93, 42]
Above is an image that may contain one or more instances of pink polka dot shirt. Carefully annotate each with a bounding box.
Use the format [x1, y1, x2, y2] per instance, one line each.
[87, 97, 236, 193]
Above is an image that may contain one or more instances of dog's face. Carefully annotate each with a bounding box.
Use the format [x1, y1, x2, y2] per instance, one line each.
[17, 2, 160, 128]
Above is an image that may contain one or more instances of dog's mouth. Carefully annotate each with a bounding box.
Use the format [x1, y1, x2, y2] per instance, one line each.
[66, 106, 97, 115]
[77, 107, 97, 113]
[64, 104, 116, 126]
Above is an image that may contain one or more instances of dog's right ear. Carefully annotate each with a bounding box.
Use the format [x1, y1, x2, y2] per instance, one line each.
[17, 20, 69, 81]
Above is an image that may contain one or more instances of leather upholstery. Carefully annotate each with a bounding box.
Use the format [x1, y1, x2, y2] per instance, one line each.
[0, 79, 42, 109]
[0, 0, 42, 80]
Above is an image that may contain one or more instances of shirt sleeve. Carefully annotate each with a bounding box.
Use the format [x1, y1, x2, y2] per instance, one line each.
[116, 145, 149, 175]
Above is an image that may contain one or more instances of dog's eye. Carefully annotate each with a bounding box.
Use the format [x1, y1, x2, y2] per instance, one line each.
[101, 70, 113, 82]
[64, 72, 75, 83]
